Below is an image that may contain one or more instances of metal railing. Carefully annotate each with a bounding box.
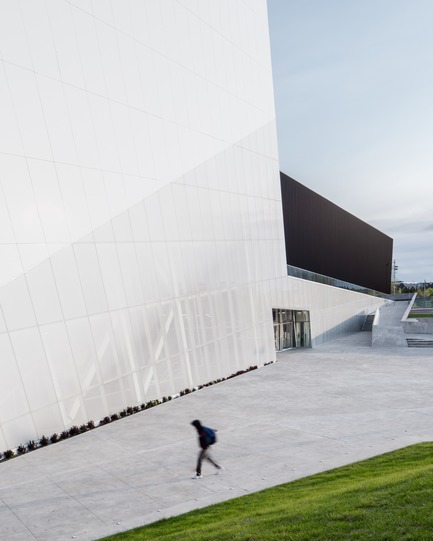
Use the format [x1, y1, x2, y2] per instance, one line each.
[412, 297, 433, 309]
[287, 264, 390, 299]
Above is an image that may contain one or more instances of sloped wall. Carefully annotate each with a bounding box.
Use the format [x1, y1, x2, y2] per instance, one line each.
[0, 0, 283, 449]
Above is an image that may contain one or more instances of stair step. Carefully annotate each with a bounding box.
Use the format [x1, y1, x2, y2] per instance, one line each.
[362, 314, 375, 332]
[406, 339, 433, 348]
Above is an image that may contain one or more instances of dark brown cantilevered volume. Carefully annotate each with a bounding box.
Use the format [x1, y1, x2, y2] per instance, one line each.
[280, 172, 393, 294]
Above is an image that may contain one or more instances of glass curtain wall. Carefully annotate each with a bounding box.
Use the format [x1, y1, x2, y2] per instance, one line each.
[273, 308, 311, 351]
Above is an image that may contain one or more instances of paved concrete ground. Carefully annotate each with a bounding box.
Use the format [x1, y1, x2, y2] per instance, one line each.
[1, 331, 433, 541]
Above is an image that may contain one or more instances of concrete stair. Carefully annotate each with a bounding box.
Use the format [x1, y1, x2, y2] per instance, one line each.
[406, 338, 433, 348]
[362, 313, 375, 331]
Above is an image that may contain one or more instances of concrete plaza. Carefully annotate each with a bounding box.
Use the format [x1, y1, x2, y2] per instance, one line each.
[1, 331, 433, 540]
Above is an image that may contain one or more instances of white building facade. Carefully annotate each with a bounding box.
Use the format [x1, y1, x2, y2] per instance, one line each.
[0, 0, 386, 450]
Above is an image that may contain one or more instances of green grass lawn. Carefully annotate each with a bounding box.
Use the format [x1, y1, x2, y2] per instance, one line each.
[99, 443, 433, 541]
[408, 313, 433, 318]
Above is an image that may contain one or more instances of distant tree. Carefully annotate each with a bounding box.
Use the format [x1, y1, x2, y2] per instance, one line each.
[405, 286, 416, 293]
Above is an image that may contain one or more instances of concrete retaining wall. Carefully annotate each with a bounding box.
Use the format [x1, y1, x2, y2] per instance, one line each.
[372, 303, 408, 347]
[402, 317, 433, 334]
[401, 293, 433, 334]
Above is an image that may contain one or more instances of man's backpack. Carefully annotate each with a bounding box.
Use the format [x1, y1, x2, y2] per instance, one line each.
[203, 426, 217, 445]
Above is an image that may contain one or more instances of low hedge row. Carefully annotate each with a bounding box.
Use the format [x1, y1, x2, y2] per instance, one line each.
[0, 364, 261, 463]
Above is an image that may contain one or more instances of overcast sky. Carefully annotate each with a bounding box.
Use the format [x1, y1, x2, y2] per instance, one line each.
[267, 0, 433, 283]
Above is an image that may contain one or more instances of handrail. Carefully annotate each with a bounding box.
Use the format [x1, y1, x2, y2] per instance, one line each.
[287, 264, 391, 299]
[413, 297, 433, 309]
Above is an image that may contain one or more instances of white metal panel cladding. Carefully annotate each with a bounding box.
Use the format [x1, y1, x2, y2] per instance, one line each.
[0, 0, 282, 448]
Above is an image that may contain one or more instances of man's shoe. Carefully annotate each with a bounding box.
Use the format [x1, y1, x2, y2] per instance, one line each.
[192, 473, 202, 479]
[216, 466, 224, 475]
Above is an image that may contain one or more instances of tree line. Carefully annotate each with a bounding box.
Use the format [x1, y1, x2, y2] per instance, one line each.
[396, 283, 433, 296]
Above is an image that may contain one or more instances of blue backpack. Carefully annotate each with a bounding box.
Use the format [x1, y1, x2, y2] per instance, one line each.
[203, 426, 217, 445]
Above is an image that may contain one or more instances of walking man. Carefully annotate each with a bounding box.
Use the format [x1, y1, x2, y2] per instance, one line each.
[191, 419, 223, 479]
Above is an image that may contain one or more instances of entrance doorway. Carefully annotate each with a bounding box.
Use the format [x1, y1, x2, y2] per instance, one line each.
[273, 308, 311, 351]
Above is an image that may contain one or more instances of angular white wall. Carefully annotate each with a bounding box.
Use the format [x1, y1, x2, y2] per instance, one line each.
[0, 0, 284, 449]
[0, 0, 387, 450]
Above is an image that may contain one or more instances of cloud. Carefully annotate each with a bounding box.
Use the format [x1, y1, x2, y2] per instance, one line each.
[372, 219, 433, 235]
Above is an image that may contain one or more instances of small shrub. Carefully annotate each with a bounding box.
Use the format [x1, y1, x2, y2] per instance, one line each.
[40, 435, 49, 447]
[69, 426, 80, 436]
[80, 424, 88, 433]
[87, 420, 95, 430]
[120, 409, 127, 417]
[99, 416, 111, 426]
[132, 405, 140, 413]
[126, 406, 134, 415]
[27, 440, 37, 451]
[110, 413, 119, 421]
[140, 403, 146, 410]
[50, 433, 59, 444]
[4, 449, 14, 460]
[60, 430, 69, 440]
[17, 444, 26, 455]
[144, 400, 158, 408]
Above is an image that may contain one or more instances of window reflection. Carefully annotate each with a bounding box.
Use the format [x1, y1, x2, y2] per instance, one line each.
[273, 308, 311, 350]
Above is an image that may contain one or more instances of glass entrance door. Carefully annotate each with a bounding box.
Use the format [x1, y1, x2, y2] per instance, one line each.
[294, 311, 311, 348]
[273, 308, 311, 351]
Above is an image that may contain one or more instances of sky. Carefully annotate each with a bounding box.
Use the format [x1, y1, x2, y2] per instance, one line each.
[267, 0, 433, 283]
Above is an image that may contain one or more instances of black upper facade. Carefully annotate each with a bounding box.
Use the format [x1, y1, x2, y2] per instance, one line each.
[280, 172, 393, 294]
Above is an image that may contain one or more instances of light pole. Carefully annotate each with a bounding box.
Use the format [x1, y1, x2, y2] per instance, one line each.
[392, 259, 398, 294]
